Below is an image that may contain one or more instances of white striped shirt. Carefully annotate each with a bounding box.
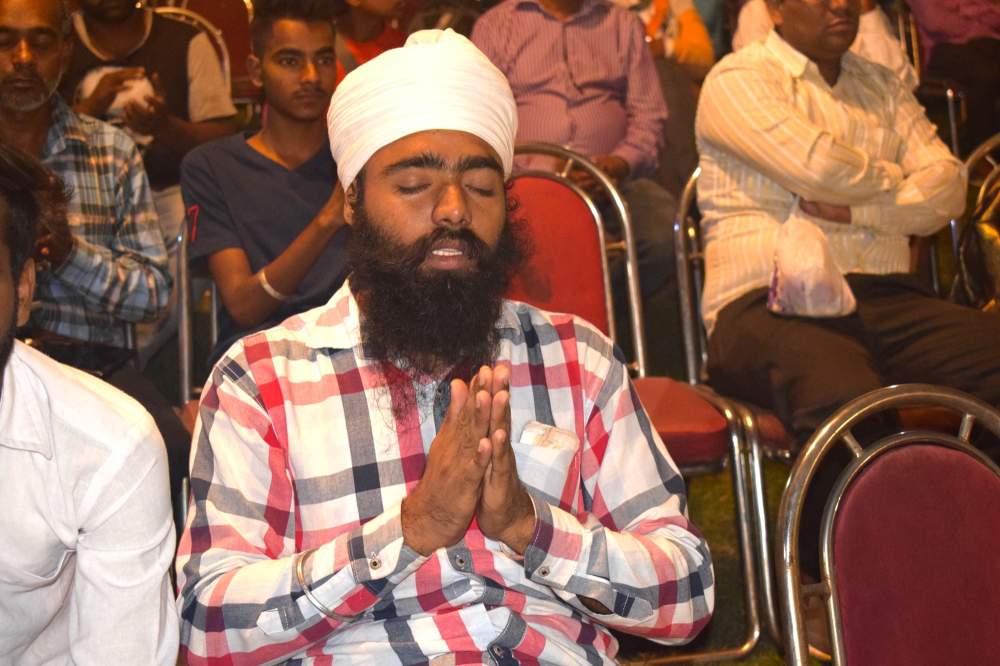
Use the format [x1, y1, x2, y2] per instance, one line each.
[695, 30, 966, 333]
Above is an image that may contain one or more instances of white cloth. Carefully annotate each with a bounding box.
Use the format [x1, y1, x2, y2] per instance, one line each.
[328, 29, 518, 188]
[695, 30, 965, 333]
[71, 10, 237, 124]
[732, 2, 918, 89]
[0, 342, 178, 665]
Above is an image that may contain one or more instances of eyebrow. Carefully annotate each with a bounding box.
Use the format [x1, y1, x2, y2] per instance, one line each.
[383, 152, 503, 177]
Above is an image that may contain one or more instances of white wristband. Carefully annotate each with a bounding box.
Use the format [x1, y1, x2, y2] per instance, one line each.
[258, 269, 290, 302]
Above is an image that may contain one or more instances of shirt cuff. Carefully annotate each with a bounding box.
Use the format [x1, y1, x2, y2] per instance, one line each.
[51, 235, 97, 285]
[611, 146, 647, 180]
[522, 494, 587, 589]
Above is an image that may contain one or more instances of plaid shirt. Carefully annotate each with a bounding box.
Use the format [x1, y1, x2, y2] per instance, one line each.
[35, 95, 170, 347]
[176, 283, 714, 665]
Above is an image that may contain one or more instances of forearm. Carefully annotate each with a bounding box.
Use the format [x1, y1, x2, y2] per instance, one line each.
[179, 503, 425, 664]
[216, 215, 344, 328]
[851, 158, 967, 236]
[523, 496, 714, 643]
[52, 234, 171, 323]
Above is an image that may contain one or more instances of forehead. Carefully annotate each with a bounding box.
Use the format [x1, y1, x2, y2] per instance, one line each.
[265, 18, 335, 53]
[0, 0, 62, 31]
[367, 130, 502, 171]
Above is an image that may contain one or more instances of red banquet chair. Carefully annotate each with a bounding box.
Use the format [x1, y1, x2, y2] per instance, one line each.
[508, 143, 762, 662]
[777, 384, 1000, 665]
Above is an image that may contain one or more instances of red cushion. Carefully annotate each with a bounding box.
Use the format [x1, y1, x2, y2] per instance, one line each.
[506, 176, 610, 334]
[633, 377, 728, 466]
[832, 444, 1000, 665]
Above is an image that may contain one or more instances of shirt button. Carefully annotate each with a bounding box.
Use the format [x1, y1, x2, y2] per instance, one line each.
[491, 645, 504, 657]
[538, 566, 550, 577]
[369, 555, 382, 570]
[454, 555, 467, 569]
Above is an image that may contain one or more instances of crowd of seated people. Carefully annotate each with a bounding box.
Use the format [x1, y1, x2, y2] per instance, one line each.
[0, 0, 997, 661]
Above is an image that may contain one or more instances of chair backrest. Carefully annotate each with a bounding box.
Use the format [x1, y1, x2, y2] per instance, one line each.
[674, 167, 706, 385]
[776, 383, 1000, 665]
[177, 0, 255, 100]
[512, 143, 648, 376]
[826, 442, 1000, 665]
[506, 173, 613, 336]
[152, 6, 232, 91]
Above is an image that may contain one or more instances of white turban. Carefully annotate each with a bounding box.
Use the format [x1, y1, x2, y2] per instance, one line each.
[327, 29, 518, 189]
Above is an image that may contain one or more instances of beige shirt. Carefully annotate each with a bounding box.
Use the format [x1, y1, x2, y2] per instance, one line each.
[695, 30, 965, 333]
[0, 342, 177, 665]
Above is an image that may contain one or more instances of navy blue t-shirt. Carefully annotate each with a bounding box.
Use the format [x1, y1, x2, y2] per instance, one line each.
[181, 132, 349, 359]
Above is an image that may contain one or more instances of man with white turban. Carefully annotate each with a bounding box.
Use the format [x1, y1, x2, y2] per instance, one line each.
[176, 29, 714, 665]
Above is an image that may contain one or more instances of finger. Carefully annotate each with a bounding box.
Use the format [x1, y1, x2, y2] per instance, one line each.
[489, 391, 513, 466]
[150, 72, 165, 96]
[491, 364, 510, 396]
[475, 436, 492, 469]
[446, 378, 469, 425]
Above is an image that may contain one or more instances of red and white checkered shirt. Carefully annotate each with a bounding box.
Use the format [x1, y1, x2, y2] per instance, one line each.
[176, 283, 714, 665]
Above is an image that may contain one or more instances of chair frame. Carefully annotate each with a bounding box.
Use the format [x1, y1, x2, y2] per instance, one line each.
[514, 143, 648, 376]
[177, 220, 220, 406]
[513, 144, 762, 662]
[776, 383, 1000, 665]
[509, 169, 618, 339]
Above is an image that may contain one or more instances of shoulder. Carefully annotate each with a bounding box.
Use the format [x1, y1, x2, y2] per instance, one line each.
[10, 343, 160, 460]
[182, 133, 246, 174]
[476, 0, 521, 23]
[500, 299, 617, 359]
[150, 11, 201, 41]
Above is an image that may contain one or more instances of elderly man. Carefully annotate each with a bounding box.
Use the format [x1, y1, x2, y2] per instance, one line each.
[0, 144, 177, 664]
[0, 0, 189, 528]
[177, 29, 713, 665]
[696, 0, 1000, 441]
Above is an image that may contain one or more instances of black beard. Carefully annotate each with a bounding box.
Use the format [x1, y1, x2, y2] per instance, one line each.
[0, 294, 18, 395]
[347, 205, 526, 379]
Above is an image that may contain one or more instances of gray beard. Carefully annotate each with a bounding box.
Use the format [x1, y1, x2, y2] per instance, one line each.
[0, 81, 55, 113]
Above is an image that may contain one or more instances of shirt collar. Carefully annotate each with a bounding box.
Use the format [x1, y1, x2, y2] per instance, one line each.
[292, 280, 520, 354]
[72, 8, 153, 61]
[43, 95, 89, 159]
[764, 29, 862, 86]
[515, 0, 607, 20]
[0, 342, 54, 459]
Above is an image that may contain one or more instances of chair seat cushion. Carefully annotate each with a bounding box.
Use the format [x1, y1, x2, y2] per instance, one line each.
[632, 377, 728, 467]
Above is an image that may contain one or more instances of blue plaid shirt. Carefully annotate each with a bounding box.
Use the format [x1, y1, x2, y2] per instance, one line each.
[35, 96, 170, 347]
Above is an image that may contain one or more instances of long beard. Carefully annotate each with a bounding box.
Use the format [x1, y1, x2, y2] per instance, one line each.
[346, 205, 526, 379]
[0, 294, 18, 394]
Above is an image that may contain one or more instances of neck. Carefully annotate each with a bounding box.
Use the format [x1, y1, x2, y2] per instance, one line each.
[340, 7, 386, 43]
[538, 0, 583, 20]
[0, 102, 53, 158]
[82, 10, 147, 59]
[250, 108, 328, 169]
[816, 58, 842, 86]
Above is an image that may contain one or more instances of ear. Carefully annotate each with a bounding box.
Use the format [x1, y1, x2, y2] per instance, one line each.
[343, 182, 358, 226]
[768, 1, 784, 28]
[15, 259, 35, 327]
[247, 53, 264, 88]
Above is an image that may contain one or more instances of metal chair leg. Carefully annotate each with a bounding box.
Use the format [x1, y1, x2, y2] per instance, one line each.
[644, 393, 761, 664]
[739, 405, 784, 649]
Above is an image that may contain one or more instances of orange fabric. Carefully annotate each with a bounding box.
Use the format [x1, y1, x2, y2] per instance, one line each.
[646, 0, 672, 40]
[505, 176, 610, 334]
[345, 25, 407, 67]
[672, 8, 715, 73]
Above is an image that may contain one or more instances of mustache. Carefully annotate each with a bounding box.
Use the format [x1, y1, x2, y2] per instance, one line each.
[4, 66, 44, 86]
[389, 227, 490, 272]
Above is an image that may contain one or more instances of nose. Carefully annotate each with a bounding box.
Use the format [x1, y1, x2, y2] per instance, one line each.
[301, 60, 319, 84]
[12, 38, 33, 65]
[432, 181, 470, 229]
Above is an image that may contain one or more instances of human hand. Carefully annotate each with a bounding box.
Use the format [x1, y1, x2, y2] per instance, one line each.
[315, 183, 346, 232]
[568, 154, 630, 198]
[34, 210, 74, 268]
[122, 73, 169, 136]
[76, 67, 145, 117]
[401, 369, 494, 556]
[799, 199, 852, 225]
[474, 364, 536, 554]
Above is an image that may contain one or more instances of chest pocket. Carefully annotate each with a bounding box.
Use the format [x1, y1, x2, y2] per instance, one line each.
[512, 421, 580, 504]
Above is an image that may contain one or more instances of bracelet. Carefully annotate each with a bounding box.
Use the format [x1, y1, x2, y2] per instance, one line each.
[294, 550, 354, 622]
[257, 269, 290, 302]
